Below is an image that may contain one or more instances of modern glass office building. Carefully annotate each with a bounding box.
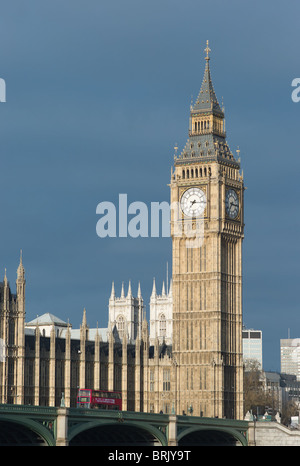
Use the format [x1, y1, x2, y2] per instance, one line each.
[242, 329, 263, 370]
[280, 339, 300, 381]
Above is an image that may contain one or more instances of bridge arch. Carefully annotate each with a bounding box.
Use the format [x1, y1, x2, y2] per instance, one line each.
[0, 415, 55, 446]
[177, 425, 247, 446]
[69, 419, 167, 446]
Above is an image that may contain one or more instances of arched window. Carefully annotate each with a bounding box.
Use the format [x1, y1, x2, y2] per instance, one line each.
[159, 314, 166, 337]
[116, 315, 125, 338]
[195, 168, 198, 177]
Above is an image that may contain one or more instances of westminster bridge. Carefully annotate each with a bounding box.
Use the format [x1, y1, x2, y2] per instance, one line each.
[0, 404, 250, 446]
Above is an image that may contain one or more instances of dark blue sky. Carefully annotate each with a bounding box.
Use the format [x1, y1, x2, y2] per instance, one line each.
[0, 0, 299, 372]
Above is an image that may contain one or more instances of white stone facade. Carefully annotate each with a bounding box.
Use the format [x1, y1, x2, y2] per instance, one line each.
[149, 279, 173, 345]
[108, 281, 144, 342]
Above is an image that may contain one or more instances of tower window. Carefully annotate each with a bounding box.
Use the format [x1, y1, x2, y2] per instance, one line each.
[116, 315, 125, 338]
[159, 314, 166, 337]
[163, 369, 170, 391]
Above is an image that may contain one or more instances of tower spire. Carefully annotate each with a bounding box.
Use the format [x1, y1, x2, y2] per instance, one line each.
[17, 249, 25, 279]
[175, 41, 238, 164]
[192, 40, 222, 114]
[151, 278, 156, 298]
[110, 281, 115, 300]
[127, 280, 132, 298]
[82, 308, 87, 328]
[137, 281, 142, 298]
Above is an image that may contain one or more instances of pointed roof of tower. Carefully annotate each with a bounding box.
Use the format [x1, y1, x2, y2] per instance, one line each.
[110, 281, 115, 300]
[151, 277, 156, 298]
[127, 280, 132, 298]
[17, 249, 25, 278]
[137, 281, 142, 299]
[3, 268, 8, 286]
[175, 41, 239, 166]
[81, 307, 87, 328]
[192, 41, 223, 115]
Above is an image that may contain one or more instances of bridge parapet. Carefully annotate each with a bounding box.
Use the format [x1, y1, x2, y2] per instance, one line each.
[0, 404, 249, 446]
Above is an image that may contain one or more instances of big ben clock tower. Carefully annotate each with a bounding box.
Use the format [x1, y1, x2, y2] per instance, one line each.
[170, 42, 244, 420]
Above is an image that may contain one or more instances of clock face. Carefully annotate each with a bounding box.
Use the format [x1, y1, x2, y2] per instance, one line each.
[225, 189, 239, 219]
[180, 187, 206, 217]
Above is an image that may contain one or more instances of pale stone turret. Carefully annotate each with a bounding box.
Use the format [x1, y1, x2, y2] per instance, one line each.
[49, 324, 56, 406]
[34, 323, 40, 406]
[80, 308, 88, 388]
[127, 280, 132, 298]
[108, 329, 114, 391]
[121, 330, 128, 411]
[3, 269, 9, 312]
[16, 250, 26, 405]
[108, 281, 145, 342]
[149, 278, 173, 346]
[64, 322, 71, 407]
[94, 322, 100, 391]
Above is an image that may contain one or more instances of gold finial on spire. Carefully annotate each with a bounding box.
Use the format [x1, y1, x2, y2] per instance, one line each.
[204, 40, 211, 61]
[236, 146, 241, 163]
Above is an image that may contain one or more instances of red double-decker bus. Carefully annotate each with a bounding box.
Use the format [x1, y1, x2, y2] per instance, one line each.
[77, 389, 122, 410]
